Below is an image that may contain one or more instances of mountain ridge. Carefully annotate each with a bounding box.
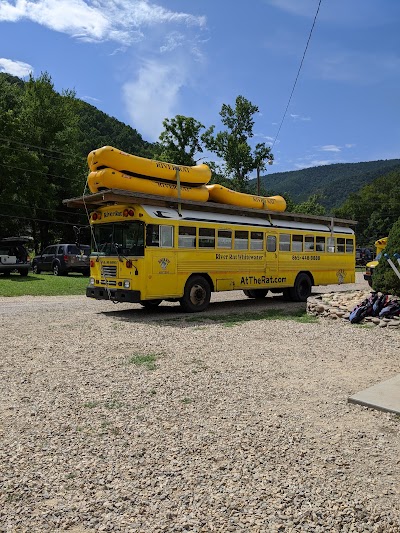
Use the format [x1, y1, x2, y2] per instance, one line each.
[252, 159, 400, 210]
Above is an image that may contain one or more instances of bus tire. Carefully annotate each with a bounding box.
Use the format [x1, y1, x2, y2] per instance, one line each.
[140, 299, 162, 309]
[244, 289, 267, 299]
[289, 273, 312, 302]
[180, 275, 211, 313]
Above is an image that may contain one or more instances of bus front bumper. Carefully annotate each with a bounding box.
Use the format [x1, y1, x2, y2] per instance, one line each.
[86, 286, 141, 303]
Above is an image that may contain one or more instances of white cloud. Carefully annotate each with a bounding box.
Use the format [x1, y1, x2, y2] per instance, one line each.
[160, 31, 185, 53]
[81, 95, 101, 103]
[318, 51, 400, 84]
[290, 113, 311, 121]
[266, 0, 316, 18]
[122, 60, 185, 140]
[0, 58, 33, 77]
[310, 159, 339, 166]
[320, 144, 341, 152]
[0, 0, 206, 45]
[345, 143, 355, 148]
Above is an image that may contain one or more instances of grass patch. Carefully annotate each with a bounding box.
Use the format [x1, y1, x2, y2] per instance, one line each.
[183, 309, 317, 327]
[83, 401, 99, 409]
[181, 397, 193, 405]
[0, 272, 88, 297]
[129, 353, 158, 370]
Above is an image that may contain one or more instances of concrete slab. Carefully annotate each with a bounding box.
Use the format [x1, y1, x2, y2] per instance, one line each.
[348, 374, 400, 415]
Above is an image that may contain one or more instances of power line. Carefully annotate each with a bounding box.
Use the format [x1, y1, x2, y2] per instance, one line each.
[0, 213, 87, 226]
[0, 201, 87, 217]
[0, 142, 73, 162]
[0, 135, 85, 159]
[271, 0, 323, 151]
[0, 162, 87, 182]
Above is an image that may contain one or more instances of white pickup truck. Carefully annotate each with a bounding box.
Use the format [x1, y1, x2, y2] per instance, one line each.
[0, 237, 32, 277]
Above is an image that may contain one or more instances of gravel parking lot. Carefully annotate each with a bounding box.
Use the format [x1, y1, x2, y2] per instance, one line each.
[1, 275, 399, 532]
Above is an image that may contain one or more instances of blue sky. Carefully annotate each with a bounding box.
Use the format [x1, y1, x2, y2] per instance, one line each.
[1, 0, 400, 174]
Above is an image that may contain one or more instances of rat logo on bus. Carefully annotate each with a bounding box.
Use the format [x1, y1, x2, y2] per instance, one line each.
[336, 269, 346, 284]
[158, 258, 170, 270]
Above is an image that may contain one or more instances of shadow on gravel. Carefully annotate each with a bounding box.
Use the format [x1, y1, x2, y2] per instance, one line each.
[101, 296, 310, 327]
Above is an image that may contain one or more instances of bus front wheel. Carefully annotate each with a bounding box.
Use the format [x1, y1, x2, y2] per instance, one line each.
[180, 276, 211, 313]
[140, 299, 162, 309]
[289, 273, 312, 302]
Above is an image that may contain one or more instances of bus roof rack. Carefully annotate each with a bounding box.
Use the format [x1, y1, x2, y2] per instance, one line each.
[63, 188, 357, 227]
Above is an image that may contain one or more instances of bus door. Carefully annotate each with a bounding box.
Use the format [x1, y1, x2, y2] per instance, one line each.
[145, 224, 177, 298]
[265, 232, 278, 276]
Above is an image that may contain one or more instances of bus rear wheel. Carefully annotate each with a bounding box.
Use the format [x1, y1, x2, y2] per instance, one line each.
[289, 273, 312, 302]
[180, 275, 211, 313]
[243, 289, 268, 299]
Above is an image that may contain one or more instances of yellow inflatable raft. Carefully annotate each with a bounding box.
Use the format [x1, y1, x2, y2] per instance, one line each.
[88, 168, 210, 202]
[207, 184, 286, 212]
[88, 146, 211, 186]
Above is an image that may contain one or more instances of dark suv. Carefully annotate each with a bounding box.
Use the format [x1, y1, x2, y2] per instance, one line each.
[0, 237, 31, 276]
[32, 244, 90, 276]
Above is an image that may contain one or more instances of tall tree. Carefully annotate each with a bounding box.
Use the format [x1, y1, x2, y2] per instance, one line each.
[0, 73, 85, 248]
[158, 115, 206, 166]
[203, 95, 273, 192]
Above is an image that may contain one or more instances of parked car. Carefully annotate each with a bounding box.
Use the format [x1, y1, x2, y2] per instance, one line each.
[0, 237, 31, 276]
[32, 243, 90, 276]
[364, 237, 388, 287]
[355, 247, 373, 266]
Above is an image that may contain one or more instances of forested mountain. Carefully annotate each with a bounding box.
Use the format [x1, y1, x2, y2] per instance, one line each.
[252, 160, 400, 210]
[334, 168, 400, 247]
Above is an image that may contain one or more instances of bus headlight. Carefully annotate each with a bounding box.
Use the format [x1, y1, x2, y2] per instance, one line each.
[89, 277, 95, 285]
[123, 280, 130, 288]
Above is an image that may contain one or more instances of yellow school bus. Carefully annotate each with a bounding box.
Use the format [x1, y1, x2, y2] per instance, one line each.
[65, 190, 356, 312]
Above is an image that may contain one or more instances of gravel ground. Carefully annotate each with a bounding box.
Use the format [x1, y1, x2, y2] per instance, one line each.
[1, 274, 400, 532]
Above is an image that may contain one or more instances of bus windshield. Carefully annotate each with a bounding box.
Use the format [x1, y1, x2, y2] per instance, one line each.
[93, 221, 145, 256]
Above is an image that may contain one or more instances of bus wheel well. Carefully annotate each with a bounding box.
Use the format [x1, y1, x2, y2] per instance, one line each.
[187, 273, 214, 292]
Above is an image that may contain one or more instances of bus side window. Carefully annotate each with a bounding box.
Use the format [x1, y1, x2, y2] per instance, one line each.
[336, 237, 345, 253]
[305, 235, 314, 251]
[346, 238, 354, 253]
[267, 235, 276, 252]
[199, 228, 215, 248]
[234, 231, 248, 250]
[179, 226, 196, 248]
[316, 236, 325, 252]
[250, 231, 263, 250]
[160, 225, 174, 247]
[327, 237, 335, 253]
[279, 234, 290, 252]
[217, 230, 232, 249]
[292, 234, 303, 252]
[146, 224, 159, 246]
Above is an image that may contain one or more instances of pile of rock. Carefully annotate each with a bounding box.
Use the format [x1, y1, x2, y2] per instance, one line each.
[307, 290, 400, 328]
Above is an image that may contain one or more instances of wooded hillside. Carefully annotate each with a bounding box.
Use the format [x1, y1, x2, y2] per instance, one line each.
[253, 160, 400, 210]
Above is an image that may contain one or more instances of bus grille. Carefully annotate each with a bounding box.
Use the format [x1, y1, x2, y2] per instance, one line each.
[100, 279, 117, 286]
[101, 265, 117, 278]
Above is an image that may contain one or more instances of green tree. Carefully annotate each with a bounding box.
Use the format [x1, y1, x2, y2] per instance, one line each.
[0, 72, 85, 249]
[372, 218, 400, 296]
[294, 194, 326, 216]
[158, 115, 206, 166]
[203, 95, 273, 192]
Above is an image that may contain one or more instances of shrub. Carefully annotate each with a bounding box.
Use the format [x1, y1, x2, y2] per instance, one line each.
[372, 218, 400, 296]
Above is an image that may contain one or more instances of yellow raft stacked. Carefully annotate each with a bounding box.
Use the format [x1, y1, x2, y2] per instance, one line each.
[87, 146, 286, 212]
